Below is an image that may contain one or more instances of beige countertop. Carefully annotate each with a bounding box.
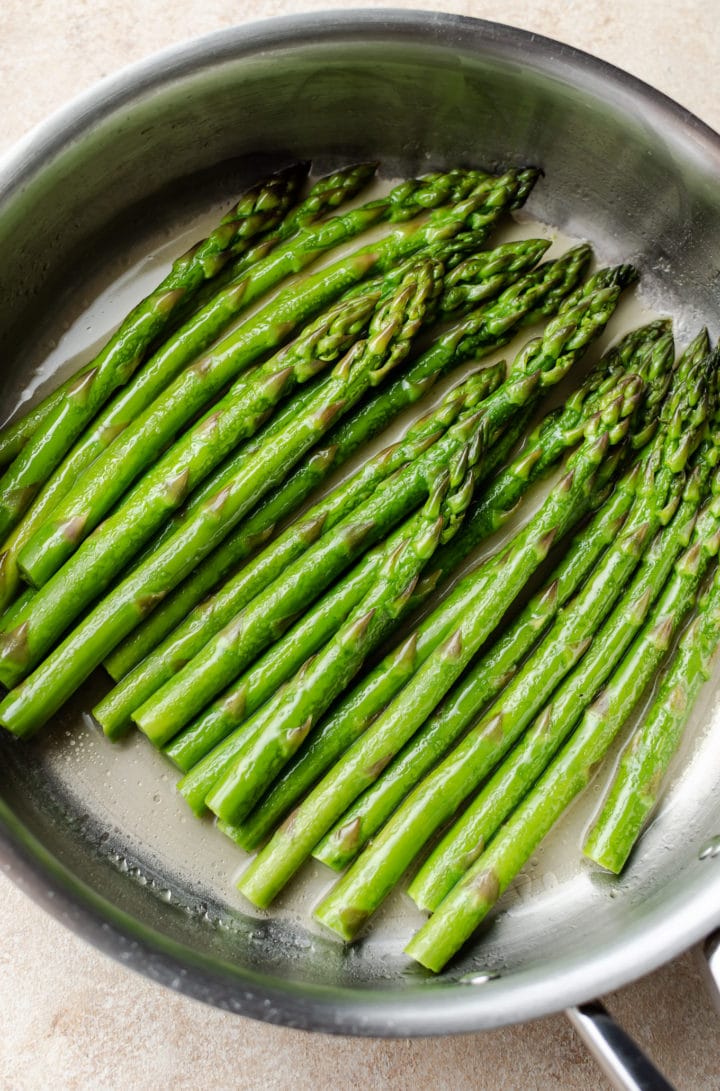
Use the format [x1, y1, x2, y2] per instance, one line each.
[0, 2, 719, 1088]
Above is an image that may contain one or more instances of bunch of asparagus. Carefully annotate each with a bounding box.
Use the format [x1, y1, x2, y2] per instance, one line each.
[1, 158, 718, 975]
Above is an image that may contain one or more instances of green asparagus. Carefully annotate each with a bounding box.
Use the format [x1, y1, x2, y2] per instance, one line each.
[0, 169, 530, 613]
[230, 320, 659, 850]
[0, 162, 319, 471]
[95, 367, 499, 739]
[20, 239, 548, 589]
[0, 162, 314, 539]
[311, 340, 709, 930]
[0, 262, 447, 733]
[1, 163, 378, 584]
[410, 424, 718, 911]
[405, 482, 720, 972]
[236, 379, 641, 907]
[16, 287, 379, 591]
[106, 243, 587, 683]
[134, 270, 626, 747]
[205, 448, 479, 822]
[312, 366, 673, 872]
[584, 542, 720, 874]
[409, 343, 720, 907]
[315, 434, 708, 931]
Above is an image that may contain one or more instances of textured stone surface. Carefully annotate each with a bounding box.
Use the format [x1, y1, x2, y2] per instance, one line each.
[0, 2, 719, 1088]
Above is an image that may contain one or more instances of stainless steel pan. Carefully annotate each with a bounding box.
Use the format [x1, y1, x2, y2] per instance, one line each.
[0, 11, 719, 1084]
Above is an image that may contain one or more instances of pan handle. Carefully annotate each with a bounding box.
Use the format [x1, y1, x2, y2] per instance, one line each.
[566, 1001, 676, 1091]
[702, 930, 720, 1011]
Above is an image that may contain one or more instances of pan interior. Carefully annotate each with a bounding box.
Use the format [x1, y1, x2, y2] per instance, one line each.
[0, 15, 719, 1031]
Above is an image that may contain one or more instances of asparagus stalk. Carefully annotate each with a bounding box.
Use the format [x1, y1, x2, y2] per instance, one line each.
[166, 396, 531, 779]
[411, 348, 720, 909]
[312, 377, 670, 872]
[249, 161, 380, 244]
[583, 539, 720, 875]
[0, 163, 386, 610]
[0, 163, 379, 579]
[176, 406, 531, 815]
[315, 465, 701, 930]
[229, 321, 657, 849]
[0, 372, 99, 467]
[132, 389, 498, 747]
[0, 163, 315, 539]
[0, 162, 318, 470]
[231, 472, 634, 853]
[16, 287, 380, 590]
[410, 438, 718, 910]
[170, 546, 383, 772]
[205, 447, 480, 822]
[311, 341, 709, 932]
[20, 239, 547, 590]
[95, 368, 499, 739]
[20, 228, 512, 659]
[235, 381, 641, 908]
[107, 244, 587, 682]
[133, 273, 626, 748]
[0, 263, 443, 734]
[405, 486, 720, 972]
[0, 170, 530, 611]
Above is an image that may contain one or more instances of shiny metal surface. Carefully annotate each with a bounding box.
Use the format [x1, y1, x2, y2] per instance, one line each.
[566, 1003, 676, 1091]
[0, 10, 719, 1036]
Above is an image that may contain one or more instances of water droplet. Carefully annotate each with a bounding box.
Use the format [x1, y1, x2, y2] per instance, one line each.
[458, 971, 499, 986]
[699, 834, 720, 860]
[159, 888, 173, 903]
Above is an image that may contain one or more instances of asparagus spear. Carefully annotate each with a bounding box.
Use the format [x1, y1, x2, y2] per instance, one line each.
[0, 372, 98, 467]
[405, 485, 720, 973]
[29, 228, 514, 664]
[313, 335, 677, 873]
[0, 164, 378, 577]
[16, 285, 380, 591]
[0, 170, 529, 611]
[0, 162, 320, 470]
[311, 342, 709, 931]
[20, 239, 547, 589]
[104, 250, 593, 730]
[229, 483, 634, 853]
[177, 406, 533, 815]
[95, 367, 499, 739]
[132, 274, 626, 747]
[132, 391, 497, 747]
[583, 539, 720, 875]
[411, 351, 720, 910]
[0, 163, 385, 610]
[205, 447, 480, 822]
[166, 396, 531, 779]
[0, 163, 315, 538]
[107, 244, 587, 682]
[250, 161, 380, 243]
[170, 546, 383, 772]
[0, 263, 446, 733]
[235, 380, 641, 908]
[229, 322, 658, 849]
[314, 469, 704, 932]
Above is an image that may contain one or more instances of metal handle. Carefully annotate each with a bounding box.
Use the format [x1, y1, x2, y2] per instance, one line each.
[566, 1001, 676, 1091]
[702, 930, 720, 1012]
